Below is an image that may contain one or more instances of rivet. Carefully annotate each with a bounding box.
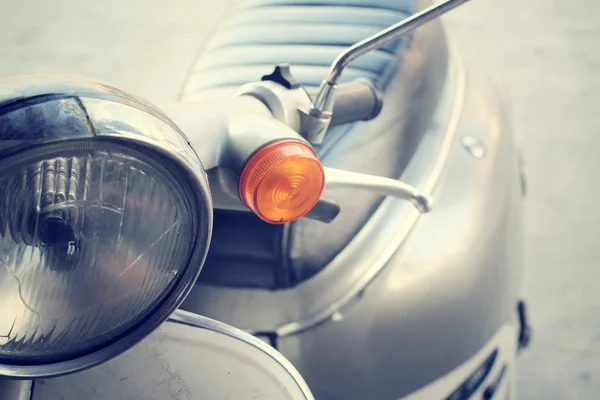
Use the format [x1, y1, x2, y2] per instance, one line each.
[462, 135, 486, 159]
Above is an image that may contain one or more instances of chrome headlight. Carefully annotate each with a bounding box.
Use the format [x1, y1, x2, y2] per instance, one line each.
[0, 76, 212, 378]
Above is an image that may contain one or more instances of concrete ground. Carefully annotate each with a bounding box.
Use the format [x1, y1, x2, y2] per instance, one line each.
[0, 0, 597, 398]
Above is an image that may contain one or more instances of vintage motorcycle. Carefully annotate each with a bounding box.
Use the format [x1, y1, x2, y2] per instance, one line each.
[0, 0, 530, 398]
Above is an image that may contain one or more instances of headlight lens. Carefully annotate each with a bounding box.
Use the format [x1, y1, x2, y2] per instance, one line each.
[0, 141, 195, 361]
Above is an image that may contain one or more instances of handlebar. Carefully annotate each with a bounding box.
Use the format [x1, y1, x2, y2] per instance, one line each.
[305, 79, 383, 127]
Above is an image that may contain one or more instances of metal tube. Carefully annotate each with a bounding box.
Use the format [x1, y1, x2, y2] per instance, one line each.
[310, 0, 473, 114]
[329, 0, 471, 85]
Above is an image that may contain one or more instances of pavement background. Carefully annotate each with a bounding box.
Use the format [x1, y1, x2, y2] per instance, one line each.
[1, 0, 598, 398]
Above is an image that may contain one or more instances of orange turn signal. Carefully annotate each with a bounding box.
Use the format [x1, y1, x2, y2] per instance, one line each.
[239, 139, 325, 224]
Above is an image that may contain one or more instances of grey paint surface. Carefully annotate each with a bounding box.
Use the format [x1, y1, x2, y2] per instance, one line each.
[0, 0, 596, 399]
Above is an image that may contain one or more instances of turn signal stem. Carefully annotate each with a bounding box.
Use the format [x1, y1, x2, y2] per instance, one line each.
[323, 167, 433, 213]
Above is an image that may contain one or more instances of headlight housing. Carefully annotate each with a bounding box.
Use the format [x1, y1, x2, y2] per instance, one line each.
[0, 76, 212, 378]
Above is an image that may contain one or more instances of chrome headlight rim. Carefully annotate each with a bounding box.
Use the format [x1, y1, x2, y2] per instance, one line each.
[0, 137, 212, 379]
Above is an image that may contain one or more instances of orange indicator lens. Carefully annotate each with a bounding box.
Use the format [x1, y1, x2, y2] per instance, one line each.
[239, 139, 325, 224]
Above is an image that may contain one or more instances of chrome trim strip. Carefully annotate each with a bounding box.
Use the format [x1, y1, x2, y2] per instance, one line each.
[168, 309, 315, 400]
[275, 53, 467, 337]
[422, 55, 467, 194]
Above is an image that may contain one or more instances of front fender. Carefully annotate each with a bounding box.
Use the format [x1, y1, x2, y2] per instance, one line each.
[32, 313, 313, 400]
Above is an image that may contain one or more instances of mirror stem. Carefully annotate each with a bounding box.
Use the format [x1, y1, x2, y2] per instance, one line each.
[306, 0, 473, 143]
[322, 0, 473, 85]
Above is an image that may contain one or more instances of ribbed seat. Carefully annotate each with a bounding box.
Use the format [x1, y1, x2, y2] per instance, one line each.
[181, 1, 416, 99]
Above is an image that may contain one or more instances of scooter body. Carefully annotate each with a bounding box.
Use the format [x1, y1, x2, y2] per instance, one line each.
[176, 0, 527, 398]
[0, 0, 527, 399]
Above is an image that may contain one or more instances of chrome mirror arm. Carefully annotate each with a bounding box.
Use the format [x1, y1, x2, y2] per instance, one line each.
[324, 167, 433, 213]
[304, 0, 473, 143]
